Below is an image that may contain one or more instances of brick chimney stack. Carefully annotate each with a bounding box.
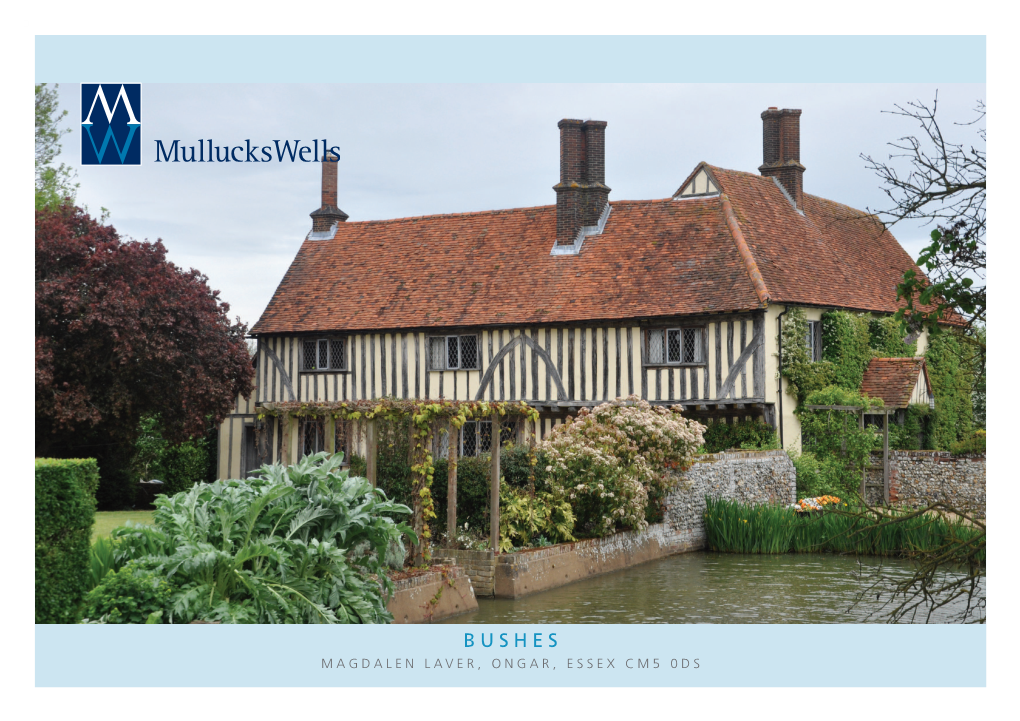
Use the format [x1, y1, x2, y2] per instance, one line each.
[310, 151, 349, 232]
[554, 119, 611, 246]
[758, 107, 805, 209]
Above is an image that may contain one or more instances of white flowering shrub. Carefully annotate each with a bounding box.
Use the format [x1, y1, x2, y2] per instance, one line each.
[539, 396, 705, 537]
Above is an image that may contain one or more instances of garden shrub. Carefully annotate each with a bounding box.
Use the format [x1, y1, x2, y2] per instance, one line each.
[431, 454, 493, 536]
[950, 429, 986, 455]
[497, 480, 575, 552]
[82, 562, 172, 624]
[134, 415, 213, 498]
[702, 418, 778, 453]
[109, 453, 415, 623]
[788, 450, 826, 499]
[500, 442, 549, 491]
[93, 442, 137, 510]
[35, 458, 100, 623]
[540, 396, 704, 537]
[430, 444, 550, 537]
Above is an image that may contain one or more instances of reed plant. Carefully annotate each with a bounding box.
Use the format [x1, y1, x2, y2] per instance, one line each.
[705, 497, 984, 561]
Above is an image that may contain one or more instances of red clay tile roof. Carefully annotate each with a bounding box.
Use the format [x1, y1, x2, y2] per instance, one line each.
[250, 163, 930, 335]
[860, 357, 929, 408]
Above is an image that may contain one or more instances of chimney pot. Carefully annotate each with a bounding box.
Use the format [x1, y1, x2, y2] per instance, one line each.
[758, 107, 804, 209]
[310, 151, 349, 232]
[554, 119, 611, 246]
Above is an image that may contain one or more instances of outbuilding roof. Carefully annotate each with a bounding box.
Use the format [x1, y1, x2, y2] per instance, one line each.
[860, 357, 932, 409]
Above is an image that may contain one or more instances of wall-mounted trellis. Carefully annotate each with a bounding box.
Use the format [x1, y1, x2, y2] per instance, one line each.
[258, 398, 538, 564]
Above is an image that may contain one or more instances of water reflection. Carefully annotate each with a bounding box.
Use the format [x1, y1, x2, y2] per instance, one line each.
[441, 552, 985, 624]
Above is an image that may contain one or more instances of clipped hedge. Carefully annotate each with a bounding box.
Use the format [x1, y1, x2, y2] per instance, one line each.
[702, 418, 778, 453]
[36, 458, 100, 623]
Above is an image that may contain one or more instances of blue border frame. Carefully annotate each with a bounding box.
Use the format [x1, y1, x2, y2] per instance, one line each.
[35, 36, 986, 82]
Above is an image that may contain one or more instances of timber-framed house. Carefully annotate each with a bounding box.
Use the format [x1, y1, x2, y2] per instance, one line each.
[217, 108, 931, 479]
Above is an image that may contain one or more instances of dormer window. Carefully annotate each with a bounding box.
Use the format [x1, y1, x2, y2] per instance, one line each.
[675, 167, 720, 199]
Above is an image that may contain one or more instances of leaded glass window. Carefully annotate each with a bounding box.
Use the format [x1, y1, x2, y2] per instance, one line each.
[646, 327, 704, 365]
[428, 335, 480, 370]
[302, 337, 346, 370]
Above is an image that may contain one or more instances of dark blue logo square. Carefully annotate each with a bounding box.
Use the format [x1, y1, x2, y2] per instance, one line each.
[81, 83, 142, 165]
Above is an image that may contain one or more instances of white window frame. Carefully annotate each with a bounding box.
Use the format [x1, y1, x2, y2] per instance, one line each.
[645, 326, 706, 366]
[805, 321, 822, 363]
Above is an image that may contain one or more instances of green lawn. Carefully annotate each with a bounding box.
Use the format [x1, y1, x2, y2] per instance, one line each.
[92, 510, 154, 542]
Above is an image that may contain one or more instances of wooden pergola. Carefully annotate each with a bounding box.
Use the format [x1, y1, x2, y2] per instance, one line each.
[258, 399, 537, 561]
[804, 404, 892, 504]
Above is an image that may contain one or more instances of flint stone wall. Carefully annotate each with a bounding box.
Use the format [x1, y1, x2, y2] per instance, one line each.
[665, 449, 798, 550]
[884, 451, 986, 517]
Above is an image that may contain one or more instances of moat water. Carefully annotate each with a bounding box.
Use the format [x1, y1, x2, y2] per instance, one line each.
[441, 551, 985, 624]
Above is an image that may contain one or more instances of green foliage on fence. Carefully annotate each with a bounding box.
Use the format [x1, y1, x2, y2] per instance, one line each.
[35, 458, 100, 623]
[796, 387, 883, 499]
[702, 418, 778, 453]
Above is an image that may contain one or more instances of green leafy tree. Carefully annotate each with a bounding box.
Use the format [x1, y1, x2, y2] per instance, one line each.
[35, 83, 78, 211]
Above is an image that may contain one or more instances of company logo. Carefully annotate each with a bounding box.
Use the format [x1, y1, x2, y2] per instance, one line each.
[81, 84, 141, 165]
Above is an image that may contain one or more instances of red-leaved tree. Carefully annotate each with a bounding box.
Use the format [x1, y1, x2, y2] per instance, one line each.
[36, 205, 254, 506]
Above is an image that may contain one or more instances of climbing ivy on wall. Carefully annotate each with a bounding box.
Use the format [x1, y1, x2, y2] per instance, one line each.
[779, 307, 835, 403]
[820, 311, 872, 391]
[924, 331, 976, 450]
[869, 316, 918, 358]
[781, 307, 978, 453]
[781, 309, 920, 404]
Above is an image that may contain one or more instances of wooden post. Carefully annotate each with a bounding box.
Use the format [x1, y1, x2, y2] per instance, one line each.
[281, 415, 293, 466]
[325, 415, 336, 455]
[490, 411, 501, 553]
[883, 411, 890, 505]
[366, 418, 378, 488]
[447, 421, 458, 546]
[859, 410, 866, 498]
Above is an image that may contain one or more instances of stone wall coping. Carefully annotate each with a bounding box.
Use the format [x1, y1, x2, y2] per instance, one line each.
[692, 449, 789, 464]
[496, 523, 669, 565]
[390, 565, 464, 592]
[878, 450, 986, 460]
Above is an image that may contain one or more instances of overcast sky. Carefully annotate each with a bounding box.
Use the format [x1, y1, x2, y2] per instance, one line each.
[53, 83, 985, 330]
